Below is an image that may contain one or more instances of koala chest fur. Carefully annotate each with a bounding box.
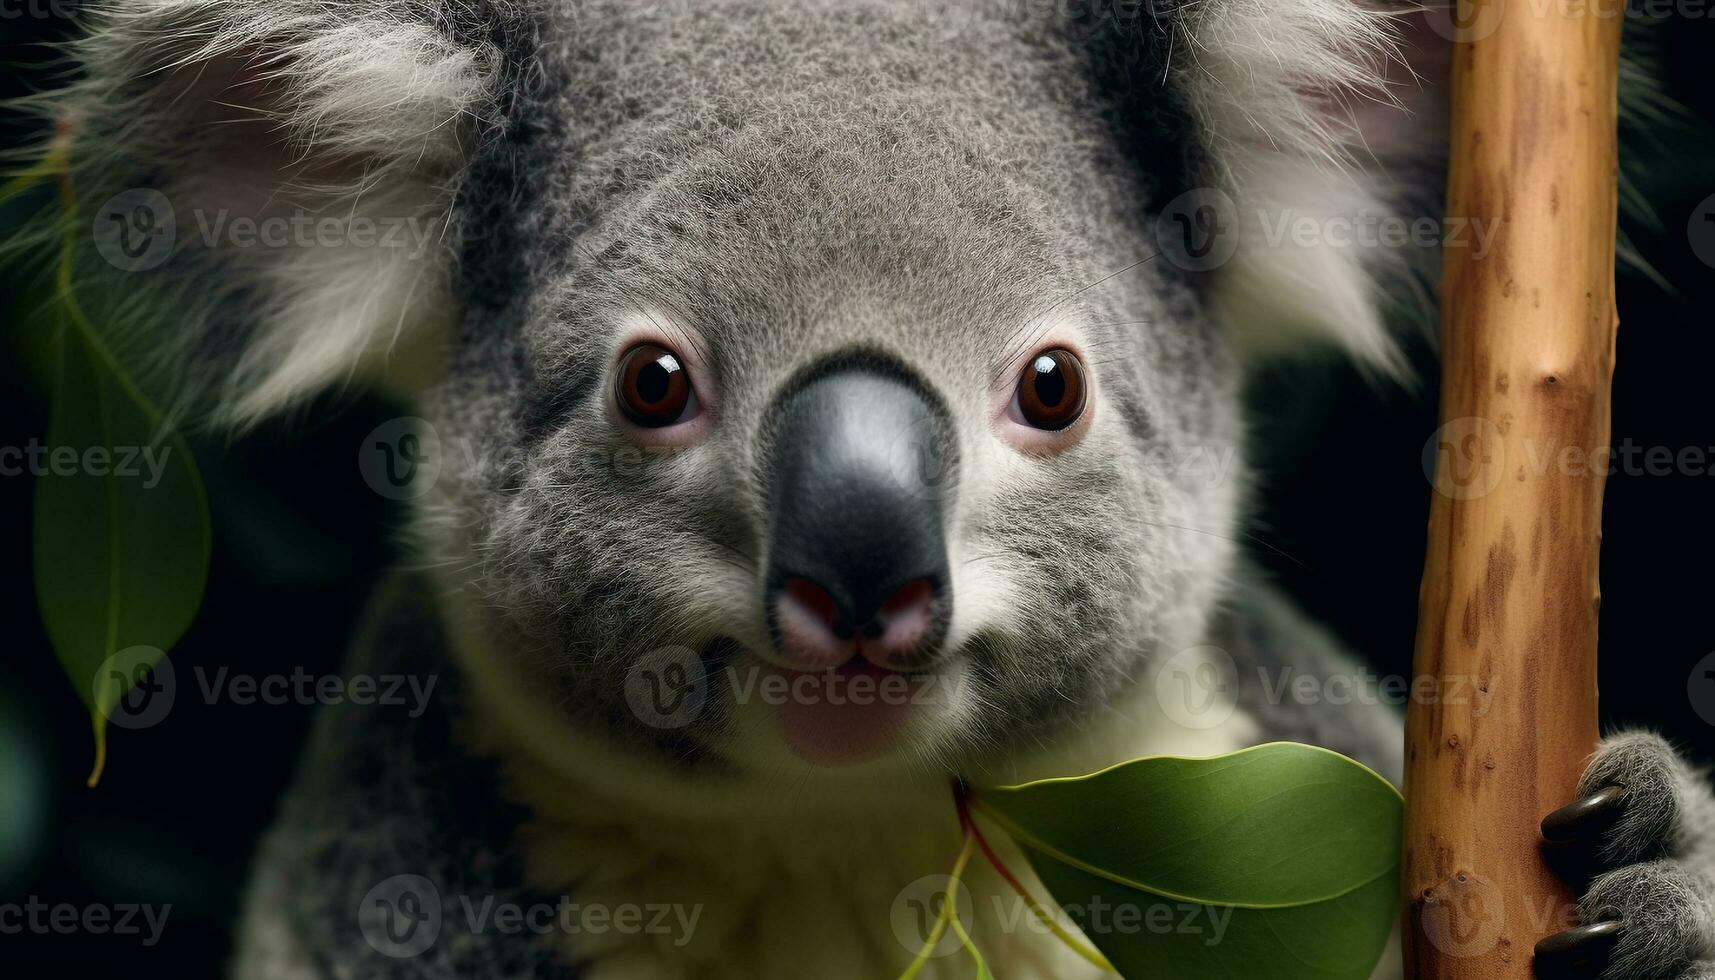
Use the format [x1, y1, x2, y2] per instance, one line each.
[448, 590, 1273, 980]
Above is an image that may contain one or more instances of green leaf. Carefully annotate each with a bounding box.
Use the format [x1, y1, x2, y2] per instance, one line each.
[32, 310, 210, 786]
[973, 742, 1402, 980]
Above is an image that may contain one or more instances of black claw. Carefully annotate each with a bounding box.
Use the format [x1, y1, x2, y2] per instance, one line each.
[1534, 920, 1626, 978]
[1542, 785, 1628, 844]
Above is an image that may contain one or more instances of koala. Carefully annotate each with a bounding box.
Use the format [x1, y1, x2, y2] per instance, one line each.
[34, 0, 1715, 978]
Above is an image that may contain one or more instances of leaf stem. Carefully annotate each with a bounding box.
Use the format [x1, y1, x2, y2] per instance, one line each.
[959, 790, 1119, 975]
[896, 832, 978, 980]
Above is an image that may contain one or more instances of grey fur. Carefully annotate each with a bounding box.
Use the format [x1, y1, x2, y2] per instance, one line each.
[1574, 734, 1715, 980]
[426, 0, 1243, 776]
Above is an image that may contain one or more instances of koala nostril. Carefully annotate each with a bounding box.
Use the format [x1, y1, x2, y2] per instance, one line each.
[774, 576, 855, 670]
[784, 577, 847, 635]
[874, 579, 936, 654]
[772, 574, 944, 671]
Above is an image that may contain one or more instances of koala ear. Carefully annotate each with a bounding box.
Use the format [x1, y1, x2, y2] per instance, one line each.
[60, 0, 503, 424]
[1160, 0, 1451, 376]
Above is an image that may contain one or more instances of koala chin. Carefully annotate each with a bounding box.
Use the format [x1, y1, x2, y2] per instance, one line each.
[43, 1, 1715, 979]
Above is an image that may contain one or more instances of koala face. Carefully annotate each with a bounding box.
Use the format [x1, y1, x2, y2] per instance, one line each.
[60, 0, 1425, 784]
[421, 7, 1246, 782]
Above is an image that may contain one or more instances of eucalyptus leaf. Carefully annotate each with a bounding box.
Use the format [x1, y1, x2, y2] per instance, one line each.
[974, 742, 1402, 980]
[32, 311, 210, 786]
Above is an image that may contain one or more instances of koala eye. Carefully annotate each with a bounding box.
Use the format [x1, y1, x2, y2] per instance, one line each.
[615, 342, 698, 427]
[1013, 348, 1087, 431]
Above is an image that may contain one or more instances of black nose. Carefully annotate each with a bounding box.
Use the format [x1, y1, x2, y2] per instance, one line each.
[763, 367, 954, 665]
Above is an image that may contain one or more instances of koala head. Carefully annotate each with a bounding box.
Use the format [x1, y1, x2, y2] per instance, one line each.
[54, 0, 1439, 791]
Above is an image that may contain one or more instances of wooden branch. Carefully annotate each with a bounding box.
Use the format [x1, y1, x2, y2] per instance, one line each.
[1401, 0, 1622, 977]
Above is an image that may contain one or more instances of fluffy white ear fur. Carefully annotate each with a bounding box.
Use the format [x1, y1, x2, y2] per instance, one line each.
[65, 0, 501, 424]
[63, 0, 1440, 419]
[1169, 0, 1448, 375]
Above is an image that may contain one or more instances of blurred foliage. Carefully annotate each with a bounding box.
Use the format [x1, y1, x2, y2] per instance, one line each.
[7, 151, 212, 788]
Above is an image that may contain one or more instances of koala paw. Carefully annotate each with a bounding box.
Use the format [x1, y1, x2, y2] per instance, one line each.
[1535, 732, 1715, 980]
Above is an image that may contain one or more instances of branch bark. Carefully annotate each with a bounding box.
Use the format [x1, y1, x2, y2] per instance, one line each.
[1401, 0, 1622, 976]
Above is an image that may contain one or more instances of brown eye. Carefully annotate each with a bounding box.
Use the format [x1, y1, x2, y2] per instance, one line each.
[616, 342, 695, 427]
[1015, 349, 1086, 430]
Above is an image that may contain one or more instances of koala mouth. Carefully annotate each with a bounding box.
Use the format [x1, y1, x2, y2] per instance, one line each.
[762, 578, 947, 767]
[768, 656, 925, 768]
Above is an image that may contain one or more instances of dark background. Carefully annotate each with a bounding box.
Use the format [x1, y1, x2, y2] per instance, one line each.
[3, 5, 1711, 976]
